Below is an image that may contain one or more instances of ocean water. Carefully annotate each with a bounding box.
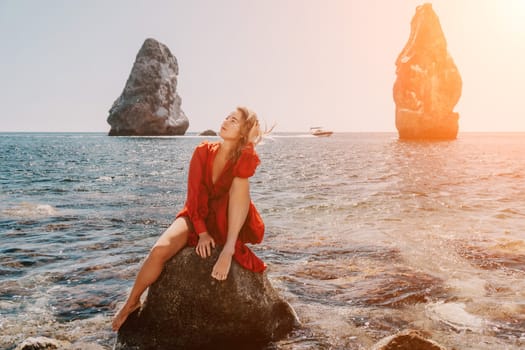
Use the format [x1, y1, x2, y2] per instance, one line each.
[1, 132, 524, 349]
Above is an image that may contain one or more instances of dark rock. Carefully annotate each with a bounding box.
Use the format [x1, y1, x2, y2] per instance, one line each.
[115, 247, 299, 350]
[371, 329, 448, 350]
[199, 129, 218, 136]
[456, 240, 525, 271]
[393, 4, 462, 140]
[289, 246, 447, 309]
[67, 343, 107, 350]
[351, 268, 446, 307]
[107, 38, 189, 136]
[15, 336, 70, 350]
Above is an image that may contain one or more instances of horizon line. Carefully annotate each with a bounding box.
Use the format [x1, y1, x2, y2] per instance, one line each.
[2, 130, 525, 134]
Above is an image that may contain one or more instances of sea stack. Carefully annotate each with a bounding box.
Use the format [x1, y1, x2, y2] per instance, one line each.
[393, 3, 462, 140]
[107, 38, 189, 136]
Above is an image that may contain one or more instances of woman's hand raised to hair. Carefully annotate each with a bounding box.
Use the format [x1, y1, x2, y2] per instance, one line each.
[247, 120, 261, 145]
[196, 232, 215, 258]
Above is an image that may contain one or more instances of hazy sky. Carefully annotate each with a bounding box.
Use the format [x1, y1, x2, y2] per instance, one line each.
[1, 0, 525, 132]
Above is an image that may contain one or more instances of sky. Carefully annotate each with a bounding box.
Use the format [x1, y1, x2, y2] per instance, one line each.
[1, 0, 525, 133]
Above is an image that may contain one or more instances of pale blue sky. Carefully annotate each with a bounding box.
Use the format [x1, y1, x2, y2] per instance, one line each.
[1, 0, 524, 132]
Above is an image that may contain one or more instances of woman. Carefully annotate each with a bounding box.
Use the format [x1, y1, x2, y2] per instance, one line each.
[112, 106, 267, 331]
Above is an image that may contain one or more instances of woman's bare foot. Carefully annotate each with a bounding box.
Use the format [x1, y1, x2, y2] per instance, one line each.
[112, 301, 141, 331]
[212, 250, 233, 281]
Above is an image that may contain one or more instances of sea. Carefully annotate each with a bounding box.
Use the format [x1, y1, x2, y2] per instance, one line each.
[0, 132, 524, 350]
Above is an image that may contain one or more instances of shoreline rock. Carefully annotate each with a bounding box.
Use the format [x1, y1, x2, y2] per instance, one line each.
[115, 247, 300, 350]
[393, 3, 462, 140]
[15, 336, 70, 350]
[107, 38, 189, 136]
[15, 336, 106, 350]
[199, 129, 218, 136]
[371, 329, 448, 350]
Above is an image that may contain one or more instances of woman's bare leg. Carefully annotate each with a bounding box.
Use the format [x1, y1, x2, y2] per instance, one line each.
[112, 217, 189, 331]
[212, 177, 250, 281]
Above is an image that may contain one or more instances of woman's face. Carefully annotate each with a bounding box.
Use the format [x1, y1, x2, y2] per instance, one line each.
[219, 110, 244, 141]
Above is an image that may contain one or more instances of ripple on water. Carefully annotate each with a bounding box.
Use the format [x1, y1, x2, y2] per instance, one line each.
[49, 285, 116, 322]
[0, 280, 33, 301]
[0, 248, 67, 276]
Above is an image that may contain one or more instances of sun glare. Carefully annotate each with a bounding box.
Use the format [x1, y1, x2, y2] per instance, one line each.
[499, 0, 525, 35]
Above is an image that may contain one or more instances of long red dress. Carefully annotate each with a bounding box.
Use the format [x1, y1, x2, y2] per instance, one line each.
[176, 141, 266, 272]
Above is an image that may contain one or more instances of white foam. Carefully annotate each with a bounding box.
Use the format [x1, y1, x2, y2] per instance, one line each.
[2, 202, 58, 218]
[448, 277, 487, 298]
[96, 176, 113, 182]
[426, 302, 484, 331]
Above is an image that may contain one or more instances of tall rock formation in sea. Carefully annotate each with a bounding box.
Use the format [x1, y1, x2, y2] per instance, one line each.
[393, 3, 462, 140]
[107, 38, 189, 136]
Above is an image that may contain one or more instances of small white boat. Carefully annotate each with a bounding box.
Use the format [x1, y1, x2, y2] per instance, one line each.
[310, 127, 333, 137]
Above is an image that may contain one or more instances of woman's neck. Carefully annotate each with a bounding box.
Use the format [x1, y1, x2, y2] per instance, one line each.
[218, 139, 237, 159]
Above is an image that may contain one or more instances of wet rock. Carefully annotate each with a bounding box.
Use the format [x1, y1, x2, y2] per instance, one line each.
[107, 38, 189, 136]
[15, 336, 70, 350]
[371, 329, 448, 350]
[354, 269, 446, 307]
[199, 129, 218, 136]
[456, 240, 525, 272]
[67, 342, 107, 350]
[115, 247, 299, 350]
[290, 246, 446, 309]
[393, 3, 462, 140]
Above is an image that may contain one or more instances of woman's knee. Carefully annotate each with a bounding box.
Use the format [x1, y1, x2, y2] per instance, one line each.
[148, 244, 175, 263]
[164, 217, 191, 236]
[149, 228, 189, 262]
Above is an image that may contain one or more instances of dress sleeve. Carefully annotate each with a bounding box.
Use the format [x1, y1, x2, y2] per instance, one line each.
[232, 143, 261, 178]
[185, 143, 209, 234]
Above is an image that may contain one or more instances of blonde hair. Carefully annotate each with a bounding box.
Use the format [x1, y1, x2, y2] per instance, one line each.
[231, 106, 271, 161]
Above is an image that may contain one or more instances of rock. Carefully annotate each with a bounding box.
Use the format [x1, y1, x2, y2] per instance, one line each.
[15, 337, 106, 350]
[393, 4, 462, 140]
[107, 38, 189, 136]
[456, 240, 525, 271]
[115, 247, 299, 350]
[67, 343, 107, 350]
[199, 129, 218, 136]
[371, 329, 448, 350]
[15, 336, 70, 350]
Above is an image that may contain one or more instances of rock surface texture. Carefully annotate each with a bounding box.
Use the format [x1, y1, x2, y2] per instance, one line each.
[107, 38, 189, 136]
[371, 329, 448, 350]
[393, 3, 462, 140]
[15, 336, 70, 350]
[115, 247, 299, 350]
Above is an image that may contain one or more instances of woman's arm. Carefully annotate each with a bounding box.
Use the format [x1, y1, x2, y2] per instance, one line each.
[186, 145, 209, 235]
[186, 144, 216, 258]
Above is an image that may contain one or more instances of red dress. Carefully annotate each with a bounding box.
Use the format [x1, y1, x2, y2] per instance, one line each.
[176, 141, 266, 272]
